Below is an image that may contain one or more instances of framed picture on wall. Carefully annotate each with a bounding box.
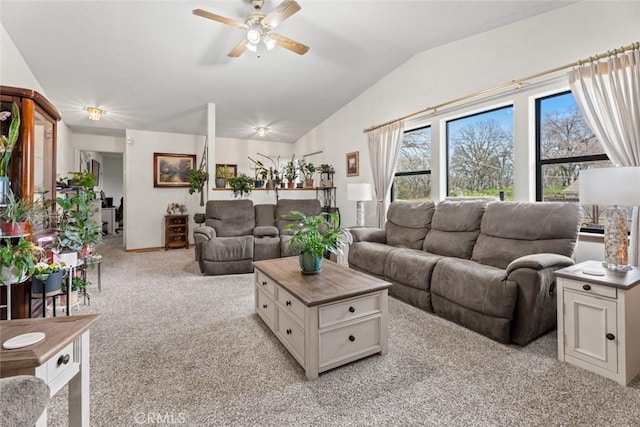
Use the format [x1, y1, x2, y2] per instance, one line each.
[153, 152, 196, 188]
[91, 159, 100, 185]
[346, 151, 359, 177]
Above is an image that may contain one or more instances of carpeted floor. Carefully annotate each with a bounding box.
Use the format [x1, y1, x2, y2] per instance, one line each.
[46, 235, 640, 426]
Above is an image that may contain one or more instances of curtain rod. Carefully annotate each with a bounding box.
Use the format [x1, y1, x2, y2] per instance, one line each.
[363, 41, 639, 134]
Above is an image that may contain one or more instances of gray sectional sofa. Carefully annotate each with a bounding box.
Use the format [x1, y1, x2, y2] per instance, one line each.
[348, 199, 581, 345]
[193, 198, 321, 275]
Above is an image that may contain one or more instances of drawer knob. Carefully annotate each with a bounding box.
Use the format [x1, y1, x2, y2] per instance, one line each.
[348, 306, 355, 313]
[262, 304, 268, 309]
[57, 354, 70, 366]
[262, 281, 267, 286]
[286, 328, 292, 335]
[348, 335, 355, 342]
[286, 300, 291, 306]
[583, 284, 591, 291]
[606, 333, 615, 341]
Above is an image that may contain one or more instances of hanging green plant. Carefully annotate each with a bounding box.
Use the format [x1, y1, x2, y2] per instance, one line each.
[188, 169, 209, 194]
[228, 173, 253, 198]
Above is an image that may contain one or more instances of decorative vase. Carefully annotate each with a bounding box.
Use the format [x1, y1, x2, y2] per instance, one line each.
[215, 178, 227, 188]
[299, 253, 324, 275]
[31, 270, 63, 295]
[54, 251, 78, 267]
[1, 266, 24, 285]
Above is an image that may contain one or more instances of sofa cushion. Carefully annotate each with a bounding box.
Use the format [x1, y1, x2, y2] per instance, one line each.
[471, 201, 581, 269]
[254, 226, 278, 237]
[276, 199, 322, 234]
[423, 199, 487, 259]
[348, 242, 398, 277]
[205, 200, 255, 237]
[255, 204, 277, 227]
[384, 248, 442, 292]
[200, 235, 254, 262]
[385, 201, 435, 249]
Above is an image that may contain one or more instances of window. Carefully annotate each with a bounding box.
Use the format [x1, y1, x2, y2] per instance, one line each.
[392, 126, 431, 201]
[446, 106, 514, 200]
[536, 91, 611, 232]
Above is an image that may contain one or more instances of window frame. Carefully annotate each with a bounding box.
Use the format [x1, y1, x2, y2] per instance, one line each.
[535, 90, 609, 233]
[391, 125, 432, 202]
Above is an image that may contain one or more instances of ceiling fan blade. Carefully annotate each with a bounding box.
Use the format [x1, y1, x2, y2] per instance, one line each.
[228, 38, 248, 57]
[271, 33, 309, 55]
[262, 0, 301, 29]
[193, 9, 247, 29]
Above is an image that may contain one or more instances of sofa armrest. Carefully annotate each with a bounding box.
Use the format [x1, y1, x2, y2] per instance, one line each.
[194, 225, 216, 243]
[0, 376, 50, 427]
[506, 253, 575, 275]
[349, 227, 386, 243]
[254, 226, 279, 238]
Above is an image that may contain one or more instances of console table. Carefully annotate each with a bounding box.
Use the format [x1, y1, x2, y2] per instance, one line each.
[254, 257, 391, 380]
[0, 314, 100, 426]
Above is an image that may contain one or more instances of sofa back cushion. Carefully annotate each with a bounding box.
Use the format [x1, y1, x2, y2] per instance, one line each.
[205, 200, 255, 237]
[385, 201, 435, 249]
[255, 204, 277, 227]
[471, 201, 581, 269]
[423, 199, 487, 259]
[275, 199, 322, 234]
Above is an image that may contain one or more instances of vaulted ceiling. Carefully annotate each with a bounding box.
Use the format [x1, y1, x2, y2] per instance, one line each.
[0, 0, 573, 142]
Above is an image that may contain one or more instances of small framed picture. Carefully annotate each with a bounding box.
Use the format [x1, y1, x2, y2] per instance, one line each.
[153, 153, 196, 188]
[346, 151, 359, 177]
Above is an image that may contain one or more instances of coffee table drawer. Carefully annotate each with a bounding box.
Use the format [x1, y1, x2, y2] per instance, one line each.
[45, 341, 78, 386]
[277, 287, 305, 325]
[319, 316, 381, 367]
[256, 271, 275, 297]
[276, 308, 305, 363]
[319, 293, 380, 328]
[256, 288, 275, 327]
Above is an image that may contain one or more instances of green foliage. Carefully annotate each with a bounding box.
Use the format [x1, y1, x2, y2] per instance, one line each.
[68, 171, 97, 190]
[0, 238, 45, 285]
[188, 169, 209, 194]
[284, 211, 353, 257]
[54, 190, 102, 253]
[62, 276, 87, 292]
[228, 173, 253, 198]
[215, 165, 233, 179]
[0, 192, 42, 225]
[318, 164, 335, 174]
[0, 102, 20, 177]
[284, 161, 298, 182]
[298, 160, 316, 180]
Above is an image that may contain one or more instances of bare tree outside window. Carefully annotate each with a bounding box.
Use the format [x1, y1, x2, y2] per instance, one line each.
[393, 126, 431, 201]
[447, 106, 514, 200]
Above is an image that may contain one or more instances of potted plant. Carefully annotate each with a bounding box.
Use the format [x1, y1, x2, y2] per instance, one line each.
[215, 165, 233, 188]
[62, 276, 87, 307]
[228, 173, 253, 199]
[284, 211, 353, 274]
[53, 189, 101, 265]
[248, 157, 268, 188]
[0, 102, 20, 205]
[318, 164, 335, 187]
[0, 192, 42, 235]
[284, 159, 298, 189]
[188, 168, 209, 206]
[299, 160, 316, 188]
[31, 260, 65, 295]
[67, 171, 96, 189]
[0, 238, 44, 285]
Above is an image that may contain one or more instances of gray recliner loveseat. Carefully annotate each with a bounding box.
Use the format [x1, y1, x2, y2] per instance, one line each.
[348, 199, 581, 345]
[193, 198, 321, 275]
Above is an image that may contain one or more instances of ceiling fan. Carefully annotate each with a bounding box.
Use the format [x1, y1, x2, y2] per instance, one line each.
[193, 0, 309, 57]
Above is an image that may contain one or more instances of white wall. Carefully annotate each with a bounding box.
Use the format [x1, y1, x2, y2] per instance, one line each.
[0, 23, 74, 181]
[295, 1, 640, 258]
[102, 156, 123, 206]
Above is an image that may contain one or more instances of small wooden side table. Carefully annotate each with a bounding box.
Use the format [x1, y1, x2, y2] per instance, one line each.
[164, 214, 189, 250]
[1, 314, 100, 426]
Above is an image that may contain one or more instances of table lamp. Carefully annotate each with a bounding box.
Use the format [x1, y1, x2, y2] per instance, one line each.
[348, 183, 372, 227]
[579, 166, 640, 272]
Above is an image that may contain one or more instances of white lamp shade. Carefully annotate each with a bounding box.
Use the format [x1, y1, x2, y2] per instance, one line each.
[348, 183, 372, 201]
[579, 167, 640, 206]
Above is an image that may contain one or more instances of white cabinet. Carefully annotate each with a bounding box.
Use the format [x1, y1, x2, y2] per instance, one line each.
[555, 261, 640, 385]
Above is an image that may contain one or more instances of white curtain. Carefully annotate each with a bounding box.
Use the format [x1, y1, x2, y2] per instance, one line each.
[568, 47, 640, 266]
[366, 121, 404, 228]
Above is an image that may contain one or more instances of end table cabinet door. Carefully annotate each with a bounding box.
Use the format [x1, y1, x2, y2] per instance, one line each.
[564, 290, 618, 373]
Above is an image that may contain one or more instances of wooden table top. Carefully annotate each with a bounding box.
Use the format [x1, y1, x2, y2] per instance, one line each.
[555, 261, 640, 290]
[0, 314, 100, 374]
[253, 257, 391, 307]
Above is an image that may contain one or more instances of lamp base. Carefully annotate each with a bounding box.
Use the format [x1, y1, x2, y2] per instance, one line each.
[603, 205, 629, 271]
[355, 201, 365, 228]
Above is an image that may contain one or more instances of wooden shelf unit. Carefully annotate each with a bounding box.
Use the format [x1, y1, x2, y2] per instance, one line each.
[164, 215, 189, 250]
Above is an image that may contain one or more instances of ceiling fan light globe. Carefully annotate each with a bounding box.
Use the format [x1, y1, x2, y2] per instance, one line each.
[263, 35, 276, 50]
[247, 27, 261, 44]
[246, 42, 258, 53]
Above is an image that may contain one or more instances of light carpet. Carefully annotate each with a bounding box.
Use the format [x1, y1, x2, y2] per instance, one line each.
[47, 237, 640, 426]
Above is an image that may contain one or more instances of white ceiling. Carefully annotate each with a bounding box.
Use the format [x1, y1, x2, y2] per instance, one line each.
[0, 0, 573, 142]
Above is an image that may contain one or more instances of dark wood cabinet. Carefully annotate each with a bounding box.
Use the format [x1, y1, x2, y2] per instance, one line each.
[164, 215, 189, 250]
